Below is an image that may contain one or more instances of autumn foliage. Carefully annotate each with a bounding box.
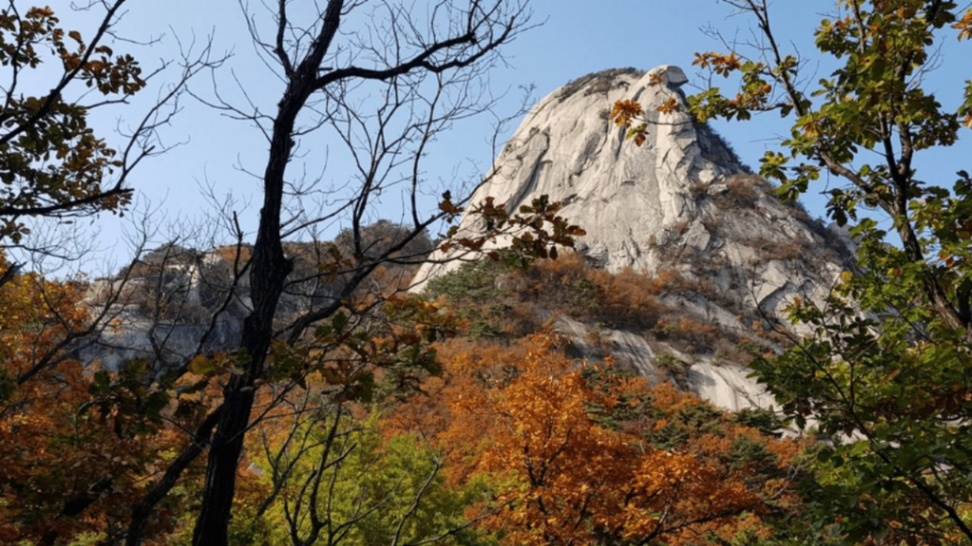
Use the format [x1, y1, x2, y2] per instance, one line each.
[0, 5, 146, 244]
[0, 255, 188, 544]
[389, 334, 803, 546]
[0, 243, 809, 545]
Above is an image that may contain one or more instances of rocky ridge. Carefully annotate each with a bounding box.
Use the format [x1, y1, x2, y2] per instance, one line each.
[79, 224, 433, 371]
[78, 66, 852, 413]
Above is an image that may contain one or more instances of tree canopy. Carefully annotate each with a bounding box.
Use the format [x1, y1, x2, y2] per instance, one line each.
[0, 1, 205, 253]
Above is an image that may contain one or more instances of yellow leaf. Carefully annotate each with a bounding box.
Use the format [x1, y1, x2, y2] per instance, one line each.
[188, 355, 214, 376]
[655, 97, 681, 115]
[953, 10, 972, 41]
[611, 100, 644, 128]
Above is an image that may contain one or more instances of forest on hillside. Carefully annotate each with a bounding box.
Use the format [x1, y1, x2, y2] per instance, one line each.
[2, 1, 972, 545]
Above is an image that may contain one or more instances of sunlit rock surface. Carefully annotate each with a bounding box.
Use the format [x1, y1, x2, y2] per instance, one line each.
[415, 66, 853, 412]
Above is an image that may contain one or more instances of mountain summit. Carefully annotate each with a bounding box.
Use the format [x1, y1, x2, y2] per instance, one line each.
[418, 65, 848, 317]
[416, 66, 853, 409]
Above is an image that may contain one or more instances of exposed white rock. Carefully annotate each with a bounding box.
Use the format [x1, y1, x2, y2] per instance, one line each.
[79, 224, 434, 374]
[551, 316, 777, 412]
[413, 66, 854, 412]
[553, 316, 664, 385]
[415, 66, 738, 285]
[413, 66, 844, 307]
[687, 361, 774, 412]
[77, 67, 853, 415]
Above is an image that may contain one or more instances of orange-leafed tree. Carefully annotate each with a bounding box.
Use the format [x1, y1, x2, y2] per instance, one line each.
[422, 334, 802, 546]
[0, 255, 189, 545]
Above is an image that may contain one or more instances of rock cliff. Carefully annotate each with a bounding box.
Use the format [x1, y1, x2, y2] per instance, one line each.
[79, 224, 433, 372]
[414, 65, 853, 410]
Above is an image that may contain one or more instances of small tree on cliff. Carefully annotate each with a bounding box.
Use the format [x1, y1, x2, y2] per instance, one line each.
[616, 0, 972, 542]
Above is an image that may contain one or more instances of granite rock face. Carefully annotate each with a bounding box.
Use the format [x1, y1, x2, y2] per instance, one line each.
[415, 66, 853, 411]
[415, 65, 848, 318]
[415, 67, 733, 282]
[79, 246, 254, 371]
[79, 224, 433, 373]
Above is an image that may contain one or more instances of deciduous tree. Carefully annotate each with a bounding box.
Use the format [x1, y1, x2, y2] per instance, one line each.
[0, 253, 189, 545]
[429, 334, 801, 545]
[0, 2, 207, 257]
[616, 1, 972, 542]
[169, 2, 587, 544]
[0, 1, 579, 544]
[244, 404, 490, 546]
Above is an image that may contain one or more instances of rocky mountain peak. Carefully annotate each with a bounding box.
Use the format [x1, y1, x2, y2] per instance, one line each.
[416, 65, 849, 319]
[413, 66, 853, 410]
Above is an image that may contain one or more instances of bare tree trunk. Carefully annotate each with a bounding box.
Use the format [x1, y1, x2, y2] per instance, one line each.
[127, 407, 222, 546]
[188, 1, 529, 542]
[192, 85, 301, 545]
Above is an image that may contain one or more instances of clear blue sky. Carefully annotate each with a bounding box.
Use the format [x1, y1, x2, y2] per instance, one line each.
[51, 0, 970, 268]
